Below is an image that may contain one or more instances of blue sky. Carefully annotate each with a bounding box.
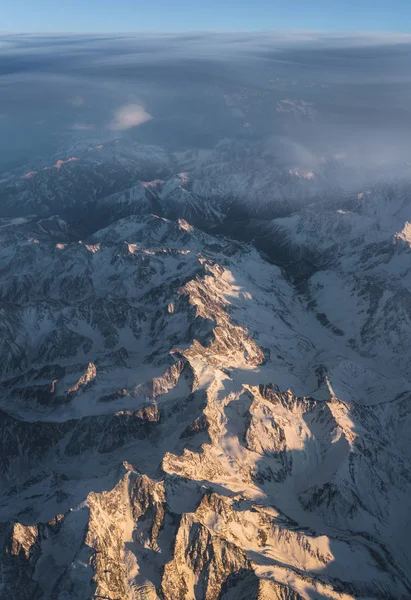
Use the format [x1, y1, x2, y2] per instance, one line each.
[3, 0, 411, 33]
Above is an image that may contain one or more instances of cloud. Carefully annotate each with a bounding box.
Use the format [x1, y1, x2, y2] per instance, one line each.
[68, 95, 84, 107]
[2, 32, 411, 177]
[108, 104, 152, 131]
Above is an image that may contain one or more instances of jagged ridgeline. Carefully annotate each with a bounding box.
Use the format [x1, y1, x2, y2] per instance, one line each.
[0, 139, 411, 599]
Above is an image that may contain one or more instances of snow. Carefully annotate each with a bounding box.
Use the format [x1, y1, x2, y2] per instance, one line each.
[1, 160, 411, 597]
[21, 170, 37, 179]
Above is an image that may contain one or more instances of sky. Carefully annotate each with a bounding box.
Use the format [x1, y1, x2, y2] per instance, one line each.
[3, 0, 411, 34]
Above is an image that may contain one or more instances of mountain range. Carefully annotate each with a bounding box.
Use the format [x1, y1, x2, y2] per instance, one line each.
[0, 136, 410, 599]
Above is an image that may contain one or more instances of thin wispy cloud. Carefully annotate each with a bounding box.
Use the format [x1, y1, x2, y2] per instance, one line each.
[68, 95, 84, 107]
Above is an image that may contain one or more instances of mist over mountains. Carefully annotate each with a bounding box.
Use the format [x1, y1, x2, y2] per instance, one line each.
[1, 32, 411, 600]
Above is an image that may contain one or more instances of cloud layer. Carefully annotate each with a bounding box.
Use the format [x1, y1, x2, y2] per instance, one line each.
[1, 32, 411, 175]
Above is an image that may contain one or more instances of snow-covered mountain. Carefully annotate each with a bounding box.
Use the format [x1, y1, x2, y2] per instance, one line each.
[0, 138, 411, 600]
